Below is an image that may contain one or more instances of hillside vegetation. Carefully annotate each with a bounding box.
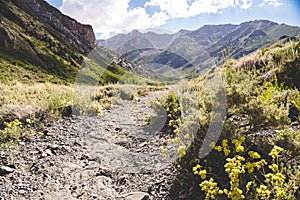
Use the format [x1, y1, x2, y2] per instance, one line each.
[0, 0, 85, 83]
[157, 36, 300, 199]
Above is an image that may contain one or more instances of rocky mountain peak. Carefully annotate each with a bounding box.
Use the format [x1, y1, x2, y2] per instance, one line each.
[13, 0, 96, 54]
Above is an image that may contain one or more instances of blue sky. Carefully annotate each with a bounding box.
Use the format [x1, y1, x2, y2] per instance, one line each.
[46, 0, 300, 39]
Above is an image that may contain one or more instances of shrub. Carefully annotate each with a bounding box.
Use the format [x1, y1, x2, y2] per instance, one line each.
[0, 119, 37, 149]
[275, 129, 300, 157]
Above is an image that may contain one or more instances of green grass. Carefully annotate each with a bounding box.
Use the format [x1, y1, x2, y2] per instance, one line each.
[0, 57, 66, 84]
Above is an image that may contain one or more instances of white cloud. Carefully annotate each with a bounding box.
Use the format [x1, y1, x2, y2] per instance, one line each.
[61, 0, 169, 39]
[240, 0, 253, 9]
[145, 0, 254, 17]
[260, 0, 283, 7]
[60, 0, 280, 39]
[145, 0, 189, 18]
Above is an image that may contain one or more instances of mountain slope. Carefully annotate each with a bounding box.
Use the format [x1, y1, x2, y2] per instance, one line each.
[0, 0, 149, 85]
[101, 20, 300, 78]
[207, 20, 300, 59]
[0, 0, 97, 83]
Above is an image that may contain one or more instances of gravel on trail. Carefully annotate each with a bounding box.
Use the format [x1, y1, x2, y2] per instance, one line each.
[0, 90, 177, 200]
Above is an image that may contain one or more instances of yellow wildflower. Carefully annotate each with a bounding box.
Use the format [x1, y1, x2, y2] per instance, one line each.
[177, 145, 186, 158]
[199, 169, 207, 179]
[174, 137, 180, 143]
[236, 145, 244, 152]
[184, 134, 190, 139]
[248, 151, 261, 159]
[214, 145, 222, 152]
[192, 164, 201, 175]
[37, 131, 44, 136]
[246, 181, 252, 191]
[159, 146, 164, 151]
[210, 142, 216, 148]
[268, 163, 278, 172]
[269, 145, 284, 159]
[222, 139, 228, 148]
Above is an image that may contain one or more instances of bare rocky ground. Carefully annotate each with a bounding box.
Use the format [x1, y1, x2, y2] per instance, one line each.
[0, 90, 178, 200]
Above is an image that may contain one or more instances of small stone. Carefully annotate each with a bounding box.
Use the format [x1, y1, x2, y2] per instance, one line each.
[121, 192, 151, 200]
[18, 190, 26, 195]
[115, 127, 122, 132]
[45, 149, 52, 155]
[51, 144, 59, 149]
[41, 152, 47, 157]
[138, 142, 147, 147]
[0, 165, 15, 176]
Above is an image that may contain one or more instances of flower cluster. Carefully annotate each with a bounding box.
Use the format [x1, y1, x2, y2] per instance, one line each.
[1, 119, 34, 144]
[199, 178, 220, 200]
[160, 92, 193, 159]
[245, 159, 268, 173]
[211, 139, 231, 156]
[162, 92, 181, 135]
[193, 136, 298, 200]
[248, 151, 261, 159]
[192, 164, 207, 179]
[268, 145, 284, 159]
[255, 146, 287, 199]
[159, 145, 168, 158]
[177, 145, 187, 158]
[232, 136, 245, 153]
[3, 119, 22, 128]
[224, 155, 246, 199]
[256, 185, 271, 197]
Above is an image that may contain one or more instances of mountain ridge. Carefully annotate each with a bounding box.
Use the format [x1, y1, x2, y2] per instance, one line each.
[16, 0, 97, 54]
[100, 20, 300, 77]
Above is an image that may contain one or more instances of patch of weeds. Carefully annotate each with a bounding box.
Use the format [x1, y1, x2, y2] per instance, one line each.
[137, 88, 149, 97]
[144, 115, 152, 124]
[118, 85, 136, 101]
[0, 119, 36, 149]
[275, 129, 300, 157]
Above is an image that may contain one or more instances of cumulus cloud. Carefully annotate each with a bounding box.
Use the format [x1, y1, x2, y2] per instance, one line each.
[145, 0, 255, 17]
[61, 0, 169, 38]
[260, 0, 283, 7]
[60, 0, 279, 39]
[240, 0, 253, 9]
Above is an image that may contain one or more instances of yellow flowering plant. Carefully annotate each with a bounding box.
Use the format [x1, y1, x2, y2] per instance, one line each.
[159, 92, 192, 159]
[193, 136, 299, 200]
[1, 118, 43, 148]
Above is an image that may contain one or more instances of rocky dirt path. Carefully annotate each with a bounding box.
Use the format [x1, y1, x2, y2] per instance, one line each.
[0, 89, 176, 200]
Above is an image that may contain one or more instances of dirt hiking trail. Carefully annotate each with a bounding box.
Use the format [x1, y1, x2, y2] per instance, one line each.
[0, 89, 176, 200]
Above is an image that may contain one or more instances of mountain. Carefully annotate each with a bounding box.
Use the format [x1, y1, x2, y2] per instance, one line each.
[185, 24, 237, 46]
[99, 29, 175, 51]
[101, 20, 300, 78]
[0, 0, 96, 83]
[0, 0, 146, 85]
[206, 20, 300, 59]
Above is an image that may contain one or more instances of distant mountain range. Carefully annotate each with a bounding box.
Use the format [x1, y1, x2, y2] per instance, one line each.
[99, 20, 300, 77]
